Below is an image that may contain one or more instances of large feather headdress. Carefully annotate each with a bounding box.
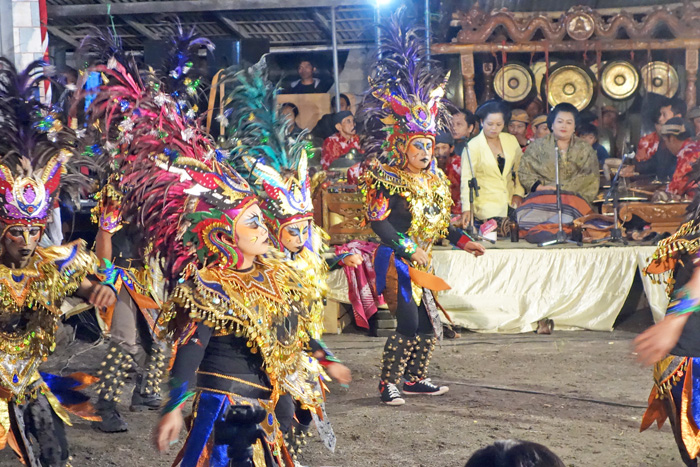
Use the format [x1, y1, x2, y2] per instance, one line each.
[80, 29, 256, 286]
[357, 7, 449, 169]
[144, 20, 214, 122]
[0, 58, 96, 231]
[222, 65, 314, 249]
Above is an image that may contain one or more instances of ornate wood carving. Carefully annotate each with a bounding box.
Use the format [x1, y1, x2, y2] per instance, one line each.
[686, 48, 699, 109]
[481, 62, 495, 102]
[460, 52, 477, 112]
[454, 3, 700, 45]
[321, 188, 374, 245]
[602, 202, 689, 234]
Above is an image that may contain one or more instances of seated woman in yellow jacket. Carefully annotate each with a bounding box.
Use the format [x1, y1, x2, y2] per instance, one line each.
[460, 101, 525, 226]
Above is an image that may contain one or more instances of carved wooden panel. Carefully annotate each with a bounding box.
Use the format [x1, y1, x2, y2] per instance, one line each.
[321, 188, 374, 245]
[460, 52, 477, 113]
[454, 4, 700, 45]
[602, 202, 689, 234]
[686, 48, 699, 109]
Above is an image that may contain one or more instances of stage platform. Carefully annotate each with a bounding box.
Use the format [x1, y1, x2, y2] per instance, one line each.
[326, 241, 668, 334]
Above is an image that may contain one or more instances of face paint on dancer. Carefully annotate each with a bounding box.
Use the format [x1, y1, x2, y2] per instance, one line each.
[405, 137, 434, 173]
[279, 219, 310, 254]
[234, 204, 270, 265]
[1, 225, 43, 268]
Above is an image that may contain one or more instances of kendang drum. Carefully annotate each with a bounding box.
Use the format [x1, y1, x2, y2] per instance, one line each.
[544, 62, 596, 110]
[640, 61, 679, 98]
[601, 60, 640, 100]
[494, 63, 535, 104]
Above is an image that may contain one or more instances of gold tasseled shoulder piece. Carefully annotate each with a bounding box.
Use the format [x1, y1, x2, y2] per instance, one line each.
[644, 220, 700, 297]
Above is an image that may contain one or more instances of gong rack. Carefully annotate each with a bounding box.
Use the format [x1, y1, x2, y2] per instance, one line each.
[433, 4, 700, 113]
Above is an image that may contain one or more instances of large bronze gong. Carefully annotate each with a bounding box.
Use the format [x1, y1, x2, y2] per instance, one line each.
[640, 61, 679, 98]
[530, 60, 557, 99]
[601, 61, 639, 100]
[494, 63, 534, 103]
[544, 63, 596, 110]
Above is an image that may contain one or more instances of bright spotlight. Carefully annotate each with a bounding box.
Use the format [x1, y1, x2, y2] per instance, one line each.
[376, 0, 392, 6]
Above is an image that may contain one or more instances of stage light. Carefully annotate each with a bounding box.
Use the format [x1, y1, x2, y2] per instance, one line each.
[376, 0, 392, 6]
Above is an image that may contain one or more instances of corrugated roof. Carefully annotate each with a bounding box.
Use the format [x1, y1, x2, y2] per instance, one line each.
[46, 1, 377, 50]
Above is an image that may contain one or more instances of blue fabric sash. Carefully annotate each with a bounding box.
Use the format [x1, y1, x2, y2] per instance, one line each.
[40, 372, 90, 406]
[180, 392, 230, 467]
[692, 359, 700, 428]
[374, 245, 412, 303]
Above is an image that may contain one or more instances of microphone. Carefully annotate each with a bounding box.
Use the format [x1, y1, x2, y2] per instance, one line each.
[621, 142, 635, 161]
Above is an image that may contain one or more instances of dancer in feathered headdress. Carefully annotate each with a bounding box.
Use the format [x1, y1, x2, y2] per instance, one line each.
[79, 23, 214, 431]
[87, 47, 338, 466]
[0, 57, 117, 466]
[222, 65, 354, 460]
[637, 160, 700, 466]
[357, 8, 485, 406]
[77, 28, 209, 432]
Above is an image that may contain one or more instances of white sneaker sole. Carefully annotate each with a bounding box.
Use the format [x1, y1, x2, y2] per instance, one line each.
[403, 386, 449, 396]
[381, 397, 406, 406]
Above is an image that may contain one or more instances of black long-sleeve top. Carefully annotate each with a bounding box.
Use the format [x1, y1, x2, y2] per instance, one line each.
[170, 324, 327, 399]
[370, 191, 467, 260]
[170, 324, 273, 399]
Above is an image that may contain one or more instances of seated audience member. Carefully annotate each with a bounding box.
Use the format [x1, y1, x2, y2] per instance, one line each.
[450, 108, 477, 157]
[284, 58, 329, 93]
[280, 102, 303, 139]
[598, 105, 624, 157]
[635, 97, 678, 180]
[577, 122, 609, 165]
[465, 439, 566, 467]
[460, 100, 524, 225]
[663, 117, 700, 197]
[524, 97, 544, 140]
[531, 114, 550, 140]
[321, 110, 361, 170]
[312, 93, 352, 140]
[507, 109, 530, 150]
[689, 106, 700, 139]
[435, 131, 462, 215]
[519, 103, 599, 205]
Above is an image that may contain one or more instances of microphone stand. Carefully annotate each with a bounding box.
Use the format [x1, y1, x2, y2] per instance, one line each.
[592, 151, 632, 245]
[539, 145, 582, 247]
[464, 146, 495, 244]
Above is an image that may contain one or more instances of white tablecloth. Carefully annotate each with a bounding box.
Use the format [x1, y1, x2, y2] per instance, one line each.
[327, 246, 668, 333]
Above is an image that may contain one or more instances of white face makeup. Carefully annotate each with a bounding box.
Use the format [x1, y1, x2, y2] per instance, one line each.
[279, 219, 310, 254]
[405, 137, 434, 173]
[234, 204, 269, 264]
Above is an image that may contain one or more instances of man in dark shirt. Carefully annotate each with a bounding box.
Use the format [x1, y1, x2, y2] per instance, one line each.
[285, 59, 330, 94]
[312, 93, 351, 140]
[450, 108, 476, 157]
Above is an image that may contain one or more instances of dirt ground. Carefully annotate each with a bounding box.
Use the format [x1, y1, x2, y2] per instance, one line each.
[0, 314, 684, 467]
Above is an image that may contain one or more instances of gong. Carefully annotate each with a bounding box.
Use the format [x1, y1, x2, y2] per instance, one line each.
[530, 60, 557, 99]
[640, 61, 679, 98]
[601, 61, 639, 100]
[494, 63, 534, 103]
[544, 63, 596, 110]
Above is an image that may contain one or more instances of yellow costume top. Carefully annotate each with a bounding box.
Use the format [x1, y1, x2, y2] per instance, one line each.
[0, 240, 95, 398]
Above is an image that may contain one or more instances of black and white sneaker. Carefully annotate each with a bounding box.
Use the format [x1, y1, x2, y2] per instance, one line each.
[402, 378, 449, 396]
[379, 381, 405, 406]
